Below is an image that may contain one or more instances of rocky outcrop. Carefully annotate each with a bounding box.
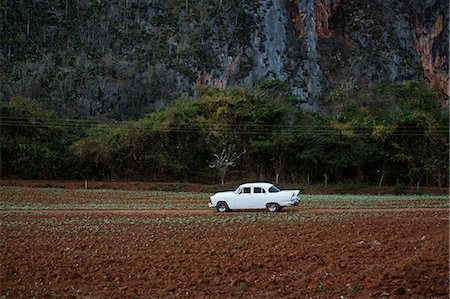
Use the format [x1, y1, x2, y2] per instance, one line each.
[2, 0, 448, 118]
[285, 0, 448, 101]
[416, 0, 449, 95]
[251, 0, 288, 82]
[298, 0, 322, 99]
[196, 52, 242, 89]
[292, 0, 339, 39]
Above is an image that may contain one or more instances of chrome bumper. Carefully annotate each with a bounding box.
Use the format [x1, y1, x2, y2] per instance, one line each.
[290, 196, 300, 206]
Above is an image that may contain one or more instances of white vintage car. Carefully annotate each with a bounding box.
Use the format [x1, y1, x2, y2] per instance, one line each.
[208, 182, 300, 212]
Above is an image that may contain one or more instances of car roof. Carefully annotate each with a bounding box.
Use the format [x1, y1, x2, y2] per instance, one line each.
[239, 182, 274, 189]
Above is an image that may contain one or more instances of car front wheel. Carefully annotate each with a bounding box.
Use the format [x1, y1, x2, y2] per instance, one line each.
[266, 203, 280, 212]
[216, 201, 229, 212]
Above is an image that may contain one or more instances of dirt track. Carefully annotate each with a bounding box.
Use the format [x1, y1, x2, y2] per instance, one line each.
[1, 179, 447, 194]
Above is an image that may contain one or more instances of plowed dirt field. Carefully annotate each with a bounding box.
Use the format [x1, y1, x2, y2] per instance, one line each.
[0, 186, 448, 298]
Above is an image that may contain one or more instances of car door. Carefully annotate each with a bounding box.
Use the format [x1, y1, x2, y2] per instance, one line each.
[251, 187, 267, 209]
[236, 187, 253, 209]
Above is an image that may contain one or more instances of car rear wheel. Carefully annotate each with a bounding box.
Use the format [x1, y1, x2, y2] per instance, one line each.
[216, 201, 229, 212]
[266, 203, 280, 212]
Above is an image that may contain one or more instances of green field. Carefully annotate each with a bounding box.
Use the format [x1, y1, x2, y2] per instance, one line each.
[0, 186, 447, 211]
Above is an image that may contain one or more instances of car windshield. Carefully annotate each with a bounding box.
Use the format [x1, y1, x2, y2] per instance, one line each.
[268, 186, 280, 193]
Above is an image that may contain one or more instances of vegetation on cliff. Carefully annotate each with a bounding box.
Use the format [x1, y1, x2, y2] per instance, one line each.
[2, 1, 448, 119]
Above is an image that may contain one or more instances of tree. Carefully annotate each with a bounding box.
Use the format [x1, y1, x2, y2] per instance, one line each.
[70, 134, 111, 180]
[209, 147, 246, 185]
[0, 96, 81, 179]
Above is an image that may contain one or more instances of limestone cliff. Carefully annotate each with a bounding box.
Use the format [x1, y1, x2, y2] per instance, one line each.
[416, 0, 449, 95]
[1, 0, 448, 118]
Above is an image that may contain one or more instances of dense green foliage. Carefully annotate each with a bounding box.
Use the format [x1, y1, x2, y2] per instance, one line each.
[1, 82, 448, 187]
[0, 97, 82, 179]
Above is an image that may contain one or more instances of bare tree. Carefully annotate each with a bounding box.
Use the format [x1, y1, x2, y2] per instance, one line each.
[210, 147, 246, 185]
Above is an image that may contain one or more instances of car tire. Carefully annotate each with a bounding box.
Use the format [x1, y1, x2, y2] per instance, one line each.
[266, 203, 280, 212]
[216, 201, 229, 213]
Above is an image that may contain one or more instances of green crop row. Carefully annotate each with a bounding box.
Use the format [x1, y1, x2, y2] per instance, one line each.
[0, 186, 448, 210]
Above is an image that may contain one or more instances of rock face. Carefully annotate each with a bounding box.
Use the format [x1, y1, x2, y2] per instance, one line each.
[287, 0, 423, 99]
[298, 0, 323, 102]
[251, 0, 289, 82]
[1, 0, 448, 118]
[416, 0, 449, 95]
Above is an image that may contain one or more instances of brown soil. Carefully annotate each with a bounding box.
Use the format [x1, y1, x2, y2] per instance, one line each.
[0, 179, 209, 193]
[1, 179, 447, 194]
[0, 208, 447, 215]
[1, 209, 448, 298]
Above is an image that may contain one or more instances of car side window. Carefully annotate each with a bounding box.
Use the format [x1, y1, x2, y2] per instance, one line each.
[243, 187, 251, 194]
[269, 186, 280, 193]
[254, 187, 262, 193]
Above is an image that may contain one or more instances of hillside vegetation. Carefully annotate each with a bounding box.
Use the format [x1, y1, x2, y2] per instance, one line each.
[1, 81, 448, 188]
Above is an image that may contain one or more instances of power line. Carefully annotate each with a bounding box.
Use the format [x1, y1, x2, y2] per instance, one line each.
[1, 116, 448, 136]
[2, 115, 448, 128]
